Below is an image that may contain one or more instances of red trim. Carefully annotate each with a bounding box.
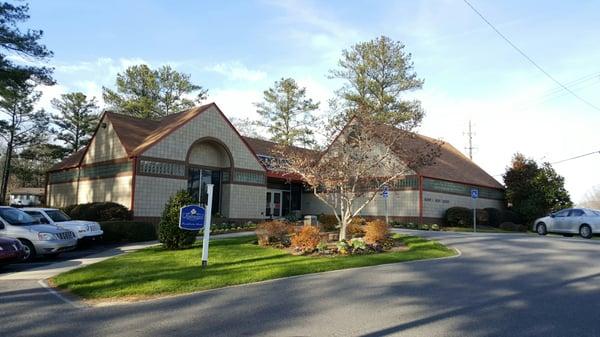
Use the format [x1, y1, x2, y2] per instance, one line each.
[130, 156, 137, 212]
[419, 175, 424, 225]
[420, 175, 504, 191]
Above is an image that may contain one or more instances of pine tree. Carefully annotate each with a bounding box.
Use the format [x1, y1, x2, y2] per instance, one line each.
[51, 92, 99, 154]
[255, 78, 319, 147]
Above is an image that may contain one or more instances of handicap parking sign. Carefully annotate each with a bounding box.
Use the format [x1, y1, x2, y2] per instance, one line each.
[382, 185, 389, 198]
[471, 188, 479, 199]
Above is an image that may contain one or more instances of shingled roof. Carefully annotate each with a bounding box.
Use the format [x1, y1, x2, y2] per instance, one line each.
[49, 104, 503, 189]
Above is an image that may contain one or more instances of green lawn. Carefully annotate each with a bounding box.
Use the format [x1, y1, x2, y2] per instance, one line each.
[52, 235, 456, 301]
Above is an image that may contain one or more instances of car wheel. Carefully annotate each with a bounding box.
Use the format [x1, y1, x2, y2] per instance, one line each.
[536, 223, 547, 235]
[19, 240, 36, 262]
[579, 224, 593, 239]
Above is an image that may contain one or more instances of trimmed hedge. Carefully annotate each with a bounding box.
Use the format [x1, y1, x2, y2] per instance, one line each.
[100, 221, 157, 243]
[445, 207, 471, 227]
[64, 202, 132, 222]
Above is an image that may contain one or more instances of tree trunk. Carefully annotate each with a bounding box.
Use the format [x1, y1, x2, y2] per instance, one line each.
[0, 142, 13, 205]
[339, 217, 347, 241]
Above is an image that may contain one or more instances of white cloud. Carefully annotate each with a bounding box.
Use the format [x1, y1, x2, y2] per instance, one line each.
[205, 61, 267, 82]
[208, 88, 263, 120]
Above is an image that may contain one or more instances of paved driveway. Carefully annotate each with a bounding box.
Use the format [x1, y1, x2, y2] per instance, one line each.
[2, 230, 600, 337]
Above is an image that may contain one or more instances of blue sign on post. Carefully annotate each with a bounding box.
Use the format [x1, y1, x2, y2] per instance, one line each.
[179, 205, 205, 231]
[382, 185, 389, 199]
[471, 188, 479, 199]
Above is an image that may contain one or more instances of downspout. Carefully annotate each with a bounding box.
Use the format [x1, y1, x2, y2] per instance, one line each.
[418, 175, 424, 225]
[130, 157, 137, 217]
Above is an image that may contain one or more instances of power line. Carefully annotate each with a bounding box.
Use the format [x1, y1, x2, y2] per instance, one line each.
[463, 0, 600, 112]
[492, 150, 600, 177]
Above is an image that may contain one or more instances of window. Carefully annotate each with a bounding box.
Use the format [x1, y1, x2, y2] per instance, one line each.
[45, 210, 71, 222]
[554, 209, 570, 217]
[234, 170, 266, 185]
[139, 160, 185, 177]
[570, 209, 584, 217]
[24, 211, 50, 224]
[0, 208, 36, 226]
[188, 168, 221, 214]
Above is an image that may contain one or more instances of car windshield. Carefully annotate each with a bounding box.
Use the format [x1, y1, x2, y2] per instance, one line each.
[45, 210, 71, 222]
[0, 208, 36, 226]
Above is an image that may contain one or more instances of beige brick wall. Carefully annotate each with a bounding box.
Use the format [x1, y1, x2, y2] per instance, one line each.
[47, 182, 79, 208]
[302, 190, 419, 217]
[220, 183, 231, 217]
[226, 184, 266, 219]
[134, 176, 187, 218]
[143, 106, 264, 171]
[77, 176, 132, 208]
[422, 191, 504, 218]
[188, 141, 230, 167]
[83, 117, 127, 164]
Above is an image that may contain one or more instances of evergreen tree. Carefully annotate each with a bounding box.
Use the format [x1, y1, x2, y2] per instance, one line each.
[503, 153, 572, 224]
[103, 64, 208, 119]
[255, 78, 319, 147]
[0, 2, 53, 96]
[0, 83, 49, 203]
[329, 36, 423, 131]
[51, 92, 99, 154]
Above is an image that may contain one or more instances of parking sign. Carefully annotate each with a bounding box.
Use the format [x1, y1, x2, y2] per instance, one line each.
[471, 188, 479, 199]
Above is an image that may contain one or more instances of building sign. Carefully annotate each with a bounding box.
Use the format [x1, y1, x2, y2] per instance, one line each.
[179, 205, 205, 231]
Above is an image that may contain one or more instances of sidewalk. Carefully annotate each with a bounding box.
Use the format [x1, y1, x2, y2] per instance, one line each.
[0, 231, 255, 281]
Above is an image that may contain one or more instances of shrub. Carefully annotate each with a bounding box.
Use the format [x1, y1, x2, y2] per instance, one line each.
[291, 225, 321, 253]
[318, 214, 338, 232]
[475, 208, 489, 226]
[349, 237, 367, 251]
[336, 240, 350, 255]
[499, 222, 528, 232]
[431, 224, 440, 231]
[364, 219, 390, 244]
[61, 204, 78, 217]
[419, 224, 430, 231]
[255, 220, 292, 246]
[445, 207, 471, 227]
[317, 242, 328, 253]
[158, 191, 198, 250]
[100, 221, 157, 243]
[346, 221, 364, 238]
[67, 202, 132, 222]
[485, 208, 502, 226]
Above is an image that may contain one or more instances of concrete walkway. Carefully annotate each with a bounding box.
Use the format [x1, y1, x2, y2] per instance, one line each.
[0, 231, 255, 281]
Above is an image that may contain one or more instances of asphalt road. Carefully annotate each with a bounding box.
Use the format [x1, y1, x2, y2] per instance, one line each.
[2, 230, 600, 337]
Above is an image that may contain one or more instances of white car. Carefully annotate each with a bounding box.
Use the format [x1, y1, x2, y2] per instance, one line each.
[0, 207, 77, 261]
[533, 208, 600, 239]
[23, 208, 103, 242]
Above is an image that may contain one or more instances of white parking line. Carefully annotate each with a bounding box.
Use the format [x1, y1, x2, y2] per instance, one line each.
[37, 279, 86, 309]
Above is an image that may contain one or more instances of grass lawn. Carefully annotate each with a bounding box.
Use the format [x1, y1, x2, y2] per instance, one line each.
[442, 225, 515, 233]
[51, 234, 456, 301]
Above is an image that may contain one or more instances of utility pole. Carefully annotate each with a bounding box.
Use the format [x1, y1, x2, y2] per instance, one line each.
[464, 120, 476, 160]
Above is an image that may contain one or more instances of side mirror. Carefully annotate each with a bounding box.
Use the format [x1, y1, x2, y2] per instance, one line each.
[550, 213, 556, 218]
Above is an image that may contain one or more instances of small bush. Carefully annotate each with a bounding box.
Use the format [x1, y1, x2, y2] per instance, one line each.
[255, 220, 292, 246]
[61, 204, 78, 217]
[67, 202, 132, 221]
[336, 241, 350, 255]
[406, 223, 417, 229]
[445, 207, 471, 227]
[364, 219, 390, 244]
[499, 222, 528, 232]
[158, 191, 198, 250]
[318, 214, 338, 232]
[349, 237, 367, 251]
[100, 221, 156, 243]
[317, 242, 328, 253]
[291, 225, 321, 253]
[431, 224, 440, 231]
[476, 208, 489, 226]
[346, 221, 364, 238]
[419, 224, 430, 231]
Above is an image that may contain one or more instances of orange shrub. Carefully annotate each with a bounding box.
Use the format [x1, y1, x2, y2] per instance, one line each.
[255, 220, 292, 246]
[364, 219, 390, 244]
[291, 225, 321, 253]
[346, 218, 365, 238]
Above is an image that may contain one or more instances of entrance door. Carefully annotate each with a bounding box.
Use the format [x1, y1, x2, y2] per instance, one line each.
[266, 191, 282, 218]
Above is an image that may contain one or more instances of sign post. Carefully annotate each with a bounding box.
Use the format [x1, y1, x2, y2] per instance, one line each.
[471, 188, 479, 233]
[382, 185, 389, 224]
[201, 184, 214, 269]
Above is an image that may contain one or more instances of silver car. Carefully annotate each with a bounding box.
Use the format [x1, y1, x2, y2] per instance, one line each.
[534, 208, 600, 239]
[0, 206, 77, 261]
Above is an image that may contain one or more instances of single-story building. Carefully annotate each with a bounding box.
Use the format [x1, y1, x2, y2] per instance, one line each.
[46, 103, 504, 224]
[9, 187, 45, 207]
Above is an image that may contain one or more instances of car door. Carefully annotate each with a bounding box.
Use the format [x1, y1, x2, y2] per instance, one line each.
[551, 209, 571, 232]
[567, 209, 585, 233]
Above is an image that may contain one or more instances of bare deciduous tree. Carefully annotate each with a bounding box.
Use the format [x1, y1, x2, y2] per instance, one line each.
[580, 185, 600, 209]
[272, 115, 441, 241]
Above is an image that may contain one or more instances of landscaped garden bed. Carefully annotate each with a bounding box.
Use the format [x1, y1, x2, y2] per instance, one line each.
[51, 232, 456, 302]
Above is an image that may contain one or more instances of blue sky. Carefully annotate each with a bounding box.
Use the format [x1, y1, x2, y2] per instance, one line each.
[20, 0, 600, 202]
